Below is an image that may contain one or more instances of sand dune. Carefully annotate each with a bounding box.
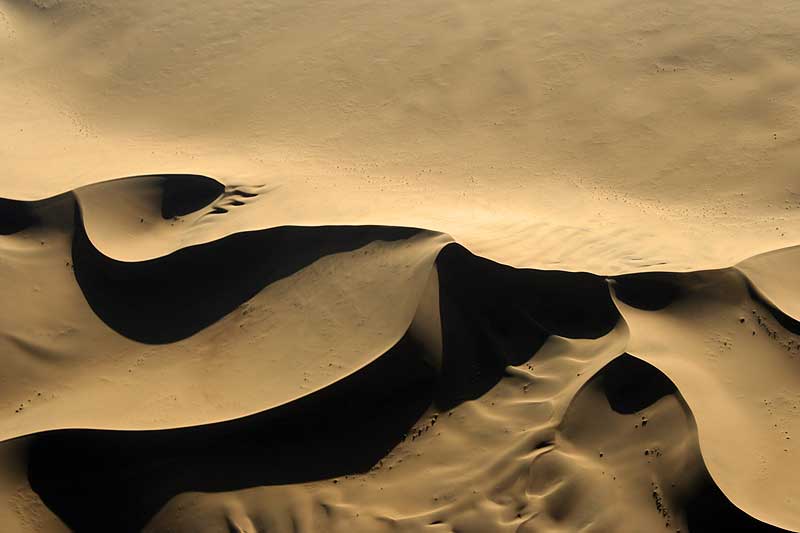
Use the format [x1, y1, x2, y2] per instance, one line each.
[0, 188, 448, 440]
[0, 175, 798, 531]
[3, 0, 800, 531]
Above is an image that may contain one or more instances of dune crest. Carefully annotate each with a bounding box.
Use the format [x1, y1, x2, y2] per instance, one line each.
[4, 0, 800, 529]
[0, 175, 798, 531]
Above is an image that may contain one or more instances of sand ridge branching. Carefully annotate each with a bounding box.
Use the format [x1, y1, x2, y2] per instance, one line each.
[0, 175, 797, 531]
[3, 0, 800, 530]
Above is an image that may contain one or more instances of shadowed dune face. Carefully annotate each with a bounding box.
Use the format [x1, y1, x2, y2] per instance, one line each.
[746, 283, 800, 337]
[598, 354, 677, 414]
[28, 353, 790, 533]
[0, 181, 449, 441]
[737, 247, 800, 324]
[610, 272, 686, 312]
[5, 0, 800, 528]
[72, 214, 421, 343]
[558, 354, 792, 533]
[612, 267, 800, 530]
[159, 174, 225, 219]
[28, 335, 437, 532]
[685, 481, 793, 533]
[434, 244, 619, 408]
[0, 198, 38, 235]
[0, 174, 798, 532]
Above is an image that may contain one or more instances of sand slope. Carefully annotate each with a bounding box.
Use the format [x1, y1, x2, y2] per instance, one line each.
[0, 175, 798, 531]
[3, 0, 800, 530]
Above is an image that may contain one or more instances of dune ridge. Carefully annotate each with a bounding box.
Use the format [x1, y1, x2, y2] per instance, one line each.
[4, 0, 800, 529]
[0, 175, 798, 531]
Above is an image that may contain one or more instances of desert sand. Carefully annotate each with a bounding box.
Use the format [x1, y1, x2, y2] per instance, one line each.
[1, 0, 800, 531]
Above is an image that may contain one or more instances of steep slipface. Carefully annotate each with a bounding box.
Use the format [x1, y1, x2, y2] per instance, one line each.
[159, 174, 225, 220]
[0, 174, 798, 532]
[0, 198, 38, 235]
[0, 181, 451, 442]
[611, 267, 800, 531]
[4, 0, 800, 529]
[72, 218, 423, 344]
[433, 243, 619, 409]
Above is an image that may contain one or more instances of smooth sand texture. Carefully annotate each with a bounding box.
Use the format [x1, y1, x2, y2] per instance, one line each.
[2, 0, 800, 531]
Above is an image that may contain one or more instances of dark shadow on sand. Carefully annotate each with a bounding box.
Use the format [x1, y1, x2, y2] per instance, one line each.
[434, 244, 619, 408]
[159, 174, 225, 219]
[611, 272, 684, 311]
[0, 198, 39, 235]
[601, 354, 676, 414]
[28, 335, 436, 533]
[594, 354, 790, 533]
[72, 210, 421, 344]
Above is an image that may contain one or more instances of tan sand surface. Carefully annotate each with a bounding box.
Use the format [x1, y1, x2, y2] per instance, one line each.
[1, 0, 800, 531]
